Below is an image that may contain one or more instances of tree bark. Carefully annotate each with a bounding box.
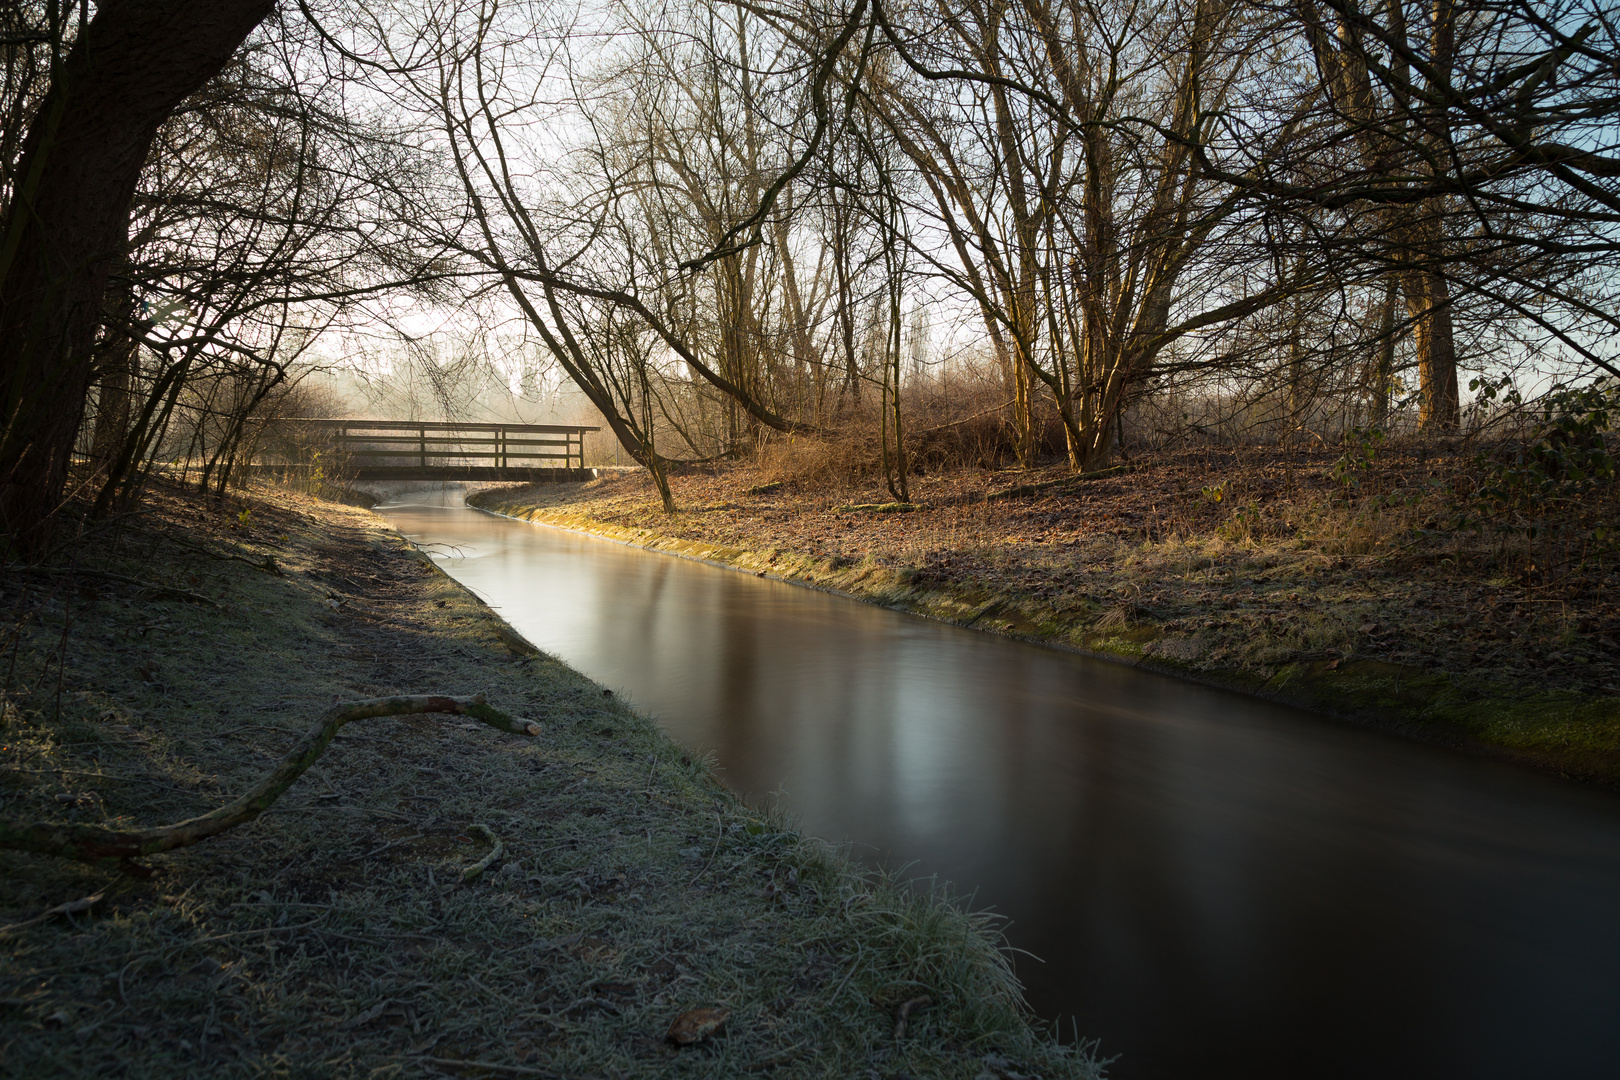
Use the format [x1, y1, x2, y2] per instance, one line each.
[1400, 262, 1461, 429]
[1367, 276, 1398, 428]
[0, 0, 272, 546]
[89, 271, 138, 478]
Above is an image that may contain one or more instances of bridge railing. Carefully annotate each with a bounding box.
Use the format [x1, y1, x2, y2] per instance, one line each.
[285, 419, 599, 473]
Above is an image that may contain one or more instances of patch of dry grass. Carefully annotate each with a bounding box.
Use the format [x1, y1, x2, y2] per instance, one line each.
[485, 444, 1620, 694]
[1, 481, 1101, 1079]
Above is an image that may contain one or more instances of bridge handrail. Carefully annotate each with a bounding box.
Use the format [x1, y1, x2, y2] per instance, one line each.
[281, 418, 599, 434]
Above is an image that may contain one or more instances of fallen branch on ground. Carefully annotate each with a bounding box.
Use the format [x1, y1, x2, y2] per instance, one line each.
[0, 695, 540, 875]
[984, 464, 1136, 502]
[161, 532, 283, 575]
[835, 502, 917, 513]
[459, 823, 504, 882]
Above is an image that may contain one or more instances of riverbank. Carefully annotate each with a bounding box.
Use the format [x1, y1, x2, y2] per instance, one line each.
[0, 482, 1102, 1079]
[471, 447, 1620, 786]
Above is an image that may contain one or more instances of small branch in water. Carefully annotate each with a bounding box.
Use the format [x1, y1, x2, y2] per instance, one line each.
[0, 694, 540, 875]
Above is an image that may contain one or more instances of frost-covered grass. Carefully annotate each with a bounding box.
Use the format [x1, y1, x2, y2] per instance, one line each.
[1, 482, 1103, 1079]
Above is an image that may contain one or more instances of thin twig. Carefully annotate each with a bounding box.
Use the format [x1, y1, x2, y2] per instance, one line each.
[359, 833, 423, 861]
[159, 533, 282, 575]
[688, 806, 726, 884]
[823, 942, 866, 1007]
[459, 823, 503, 883]
[913, 398, 1015, 435]
[0, 889, 107, 937]
[413, 1056, 598, 1079]
[118, 914, 331, 1001]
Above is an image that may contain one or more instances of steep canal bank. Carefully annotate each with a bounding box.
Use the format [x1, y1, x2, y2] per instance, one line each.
[471, 465, 1620, 786]
[0, 482, 1098, 1079]
[399, 485, 1620, 1080]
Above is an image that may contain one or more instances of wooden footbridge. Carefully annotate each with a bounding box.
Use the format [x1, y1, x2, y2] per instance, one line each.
[263, 419, 599, 482]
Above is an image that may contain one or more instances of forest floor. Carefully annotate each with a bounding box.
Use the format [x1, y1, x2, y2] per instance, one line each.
[0, 480, 1101, 1080]
[472, 440, 1620, 786]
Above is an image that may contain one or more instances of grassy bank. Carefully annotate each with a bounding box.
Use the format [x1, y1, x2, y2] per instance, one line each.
[0, 482, 1103, 1079]
[471, 447, 1620, 787]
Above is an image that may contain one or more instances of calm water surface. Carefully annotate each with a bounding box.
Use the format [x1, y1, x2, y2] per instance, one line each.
[378, 487, 1620, 1080]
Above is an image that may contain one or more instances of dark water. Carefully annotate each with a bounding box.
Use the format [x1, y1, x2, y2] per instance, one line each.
[377, 487, 1620, 1080]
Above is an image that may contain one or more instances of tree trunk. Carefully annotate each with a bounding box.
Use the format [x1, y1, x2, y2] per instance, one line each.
[0, 0, 272, 547]
[1370, 276, 1399, 429]
[90, 273, 138, 478]
[1400, 265, 1460, 429]
[1295, 0, 1461, 433]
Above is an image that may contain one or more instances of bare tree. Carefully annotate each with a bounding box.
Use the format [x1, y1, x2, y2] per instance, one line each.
[85, 13, 462, 510]
[866, 0, 1313, 469]
[0, 0, 273, 546]
[1207, 0, 1620, 414]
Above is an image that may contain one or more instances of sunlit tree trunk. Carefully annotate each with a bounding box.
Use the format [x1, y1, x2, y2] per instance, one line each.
[1296, 0, 1460, 430]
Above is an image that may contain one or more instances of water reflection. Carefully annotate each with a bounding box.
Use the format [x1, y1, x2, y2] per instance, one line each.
[379, 487, 1620, 1080]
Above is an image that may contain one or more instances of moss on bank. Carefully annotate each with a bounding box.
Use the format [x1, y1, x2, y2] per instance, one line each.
[0, 483, 1102, 1079]
[471, 484, 1620, 787]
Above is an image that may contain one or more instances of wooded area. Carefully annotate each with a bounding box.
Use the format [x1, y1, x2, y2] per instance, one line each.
[3, 7, 1620, 1068]
[2, 0, 1618, 538]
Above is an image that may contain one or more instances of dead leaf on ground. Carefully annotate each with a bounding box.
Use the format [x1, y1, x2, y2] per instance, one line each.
[893, 994, 934, 1039]
[665, 1005, 729, 1045]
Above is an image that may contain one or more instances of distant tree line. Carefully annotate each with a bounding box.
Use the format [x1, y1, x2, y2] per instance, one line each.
[3, 0, 1617, 538]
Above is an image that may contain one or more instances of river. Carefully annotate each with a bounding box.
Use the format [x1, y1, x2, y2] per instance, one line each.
[377, 486, 1620, 1080]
